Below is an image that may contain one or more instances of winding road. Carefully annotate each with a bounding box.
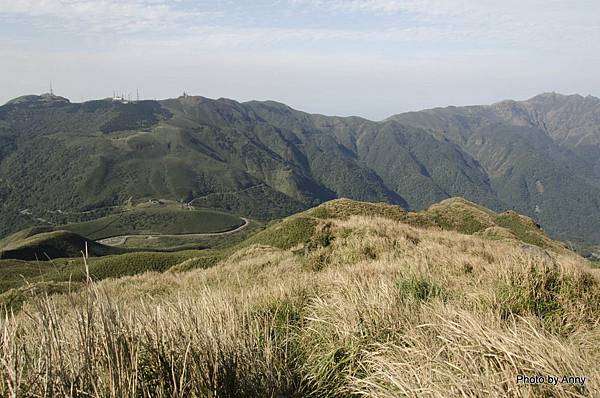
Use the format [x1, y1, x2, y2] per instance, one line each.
[97, 217, 250, 246]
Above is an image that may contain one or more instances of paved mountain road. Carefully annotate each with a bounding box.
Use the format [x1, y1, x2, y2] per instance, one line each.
[97, 217, 250, 246]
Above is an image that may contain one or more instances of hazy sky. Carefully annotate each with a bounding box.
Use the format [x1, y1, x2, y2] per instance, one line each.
[1, 0, 599, 120]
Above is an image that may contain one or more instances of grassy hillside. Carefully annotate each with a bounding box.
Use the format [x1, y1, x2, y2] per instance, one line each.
[61, 205, 245, 240]
[0, 230, 127, 261]
[0, 197, 568, 297]
[0, 259, 63, 293]
[0, 225, 55, 247]
[1, 198, 597, 396]
[260, 197, 567, 253]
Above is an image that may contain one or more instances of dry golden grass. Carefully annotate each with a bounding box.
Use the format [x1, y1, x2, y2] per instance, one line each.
[1, 214, 599, 397]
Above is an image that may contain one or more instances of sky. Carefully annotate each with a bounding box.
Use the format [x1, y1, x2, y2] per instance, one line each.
[1, 0, 599, 120]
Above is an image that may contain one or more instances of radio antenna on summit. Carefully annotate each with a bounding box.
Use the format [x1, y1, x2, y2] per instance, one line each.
[49, 82, 53, 96]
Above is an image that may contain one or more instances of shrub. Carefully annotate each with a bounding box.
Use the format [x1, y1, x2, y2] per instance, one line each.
[397, 277, 446, 302]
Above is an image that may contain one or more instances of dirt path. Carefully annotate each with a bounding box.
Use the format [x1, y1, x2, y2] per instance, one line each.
[98, 218, 250, 246]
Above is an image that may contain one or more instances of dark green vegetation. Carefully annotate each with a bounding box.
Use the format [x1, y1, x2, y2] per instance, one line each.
[391, 92, 600, 250]
[0, 238, 222, 307]
[61, 206, 244, 240]
[1, 92, 599, 252]
[0, 230, 126, 261]
[117, 219, 261, 251]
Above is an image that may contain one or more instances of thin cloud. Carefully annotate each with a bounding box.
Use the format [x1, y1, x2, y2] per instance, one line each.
[1, 0, 599, 118]
[2, 0, 598, 51]
[0, 0, 219, 34]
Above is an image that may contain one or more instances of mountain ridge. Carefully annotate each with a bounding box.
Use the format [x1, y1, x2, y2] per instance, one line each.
[1, 91, 599, 253]
[6, 91, 599, 121]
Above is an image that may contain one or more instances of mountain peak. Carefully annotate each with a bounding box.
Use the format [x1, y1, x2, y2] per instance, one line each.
[527, 92, 599, 104]
[5, 93, 70, 106]
[530, 91, 568, 99]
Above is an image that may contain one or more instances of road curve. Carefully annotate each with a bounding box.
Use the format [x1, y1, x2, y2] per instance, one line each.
[98, 217, 250, 246]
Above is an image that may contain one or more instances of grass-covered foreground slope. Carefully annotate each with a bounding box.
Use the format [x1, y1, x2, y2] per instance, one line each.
[1, 198, 598, 397]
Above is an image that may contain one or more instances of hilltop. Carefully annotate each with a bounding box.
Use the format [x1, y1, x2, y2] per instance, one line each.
[0, 230, 126, 261]
[243, 197, 570, 255]
[0, 198, 597, 397]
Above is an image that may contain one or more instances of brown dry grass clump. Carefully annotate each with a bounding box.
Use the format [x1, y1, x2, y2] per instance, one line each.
[1, 212, 599, 397]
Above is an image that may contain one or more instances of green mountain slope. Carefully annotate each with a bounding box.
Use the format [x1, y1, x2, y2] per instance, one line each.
[391, 93, 600, 248]
[0, 93, 499, 239]
[242, 100, 500, 210]
[1, 92, 599, 251]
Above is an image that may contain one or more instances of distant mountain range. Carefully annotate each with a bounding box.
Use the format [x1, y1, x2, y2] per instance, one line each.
[1, 92, 599, 253]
